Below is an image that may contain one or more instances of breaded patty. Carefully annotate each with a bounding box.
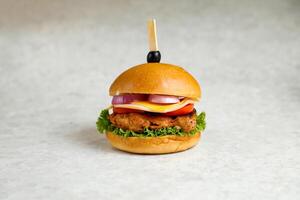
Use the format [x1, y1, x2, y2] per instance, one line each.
[109, 110, 196, 132]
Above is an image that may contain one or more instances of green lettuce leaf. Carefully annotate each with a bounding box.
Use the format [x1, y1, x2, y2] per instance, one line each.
[96, 109, 206, 137]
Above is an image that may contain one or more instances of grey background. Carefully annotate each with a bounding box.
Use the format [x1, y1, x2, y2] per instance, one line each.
[0, 0, 299, 199]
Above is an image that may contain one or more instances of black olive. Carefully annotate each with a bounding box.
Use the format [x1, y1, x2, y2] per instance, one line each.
[147, 51, 161, 63]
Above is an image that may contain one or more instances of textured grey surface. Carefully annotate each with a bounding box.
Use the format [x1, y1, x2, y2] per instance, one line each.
[0, 0, 300, 199]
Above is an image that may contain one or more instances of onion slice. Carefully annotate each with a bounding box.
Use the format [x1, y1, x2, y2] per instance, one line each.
[148, 94, 180, 104]
[112, 94, 148, 105]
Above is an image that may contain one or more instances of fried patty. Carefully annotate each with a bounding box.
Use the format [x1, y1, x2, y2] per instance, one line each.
[109, 110, 196, 132]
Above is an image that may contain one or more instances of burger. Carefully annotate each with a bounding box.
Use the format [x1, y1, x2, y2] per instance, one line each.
[96, 20, 206, 154]
[96, 63, 206, 154]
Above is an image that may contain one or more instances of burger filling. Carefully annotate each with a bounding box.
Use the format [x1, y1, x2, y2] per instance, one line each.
[96, 94, 206, 137]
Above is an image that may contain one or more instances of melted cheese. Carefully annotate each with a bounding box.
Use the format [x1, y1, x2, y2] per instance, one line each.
[113, 98, 196, 113]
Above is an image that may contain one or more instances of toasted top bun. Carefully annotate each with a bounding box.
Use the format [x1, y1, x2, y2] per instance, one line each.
[106, 132, 201, 154]
[109, 63, 201, 99]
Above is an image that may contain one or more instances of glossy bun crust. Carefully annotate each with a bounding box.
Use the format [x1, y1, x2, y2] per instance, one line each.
[109, 63, 201, 99]
[106, 132, 201, 154]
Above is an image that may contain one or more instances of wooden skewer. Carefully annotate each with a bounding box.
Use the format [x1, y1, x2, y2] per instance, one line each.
[147, 19, 158, 51]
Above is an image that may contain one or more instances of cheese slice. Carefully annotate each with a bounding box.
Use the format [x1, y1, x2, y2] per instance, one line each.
[113, 98, 196, 113]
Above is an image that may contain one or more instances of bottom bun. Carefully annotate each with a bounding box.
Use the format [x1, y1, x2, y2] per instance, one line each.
[106, 132, 201, 154]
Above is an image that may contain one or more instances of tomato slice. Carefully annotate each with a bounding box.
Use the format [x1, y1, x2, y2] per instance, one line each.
[113, 107, 144, 114]
[163, 104, 194, 116]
